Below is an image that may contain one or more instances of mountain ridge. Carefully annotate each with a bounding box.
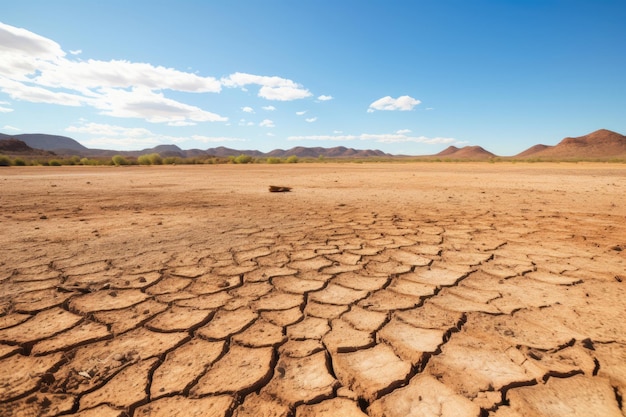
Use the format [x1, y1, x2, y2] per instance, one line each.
[2, 129, 626, 159]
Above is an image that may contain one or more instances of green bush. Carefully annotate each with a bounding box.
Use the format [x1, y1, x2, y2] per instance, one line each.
[234, 154, 253, 164]
[137, 154, 151, 165]
[266, 157, 282, 164]
[13, 158, 26, 166]
[149, 153, 163, 165]
[137, 153, 162, 165]
[0, 155, 10, 166]
[112, 155, 129, 166]
[163, 156, 183, 165]
[49, 159, 62, 166]
[286, 155, 299, 164]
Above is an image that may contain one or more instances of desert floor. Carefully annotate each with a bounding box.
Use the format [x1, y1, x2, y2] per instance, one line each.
[1, 163, 625, 417]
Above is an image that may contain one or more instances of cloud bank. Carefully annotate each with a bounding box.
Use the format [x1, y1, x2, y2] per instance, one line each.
[65, 121, 245, 150]
[288, 132, 457, 145]
[0, 22, 314, 125]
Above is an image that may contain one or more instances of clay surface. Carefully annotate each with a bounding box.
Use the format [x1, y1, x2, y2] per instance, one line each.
[1, 163, 625, 416]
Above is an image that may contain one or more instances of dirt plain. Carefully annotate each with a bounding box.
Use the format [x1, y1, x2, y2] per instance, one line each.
[1, 162, 625, 417]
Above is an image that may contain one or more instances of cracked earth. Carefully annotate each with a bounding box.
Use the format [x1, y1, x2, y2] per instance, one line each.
[1, 163, 625, 417]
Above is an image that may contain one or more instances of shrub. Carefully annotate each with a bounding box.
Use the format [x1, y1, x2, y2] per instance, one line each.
[266, 157, 282, 164]
[13, 158, 26, 166]
[163, 156, 184, 165]
[286, 155, 299, 164]
[112, 155, 129, 166]
[137, 154, 151, 165]
[149, 153, 163, 165]
[49, 159, 62, 166]
[138, 153, 162, 165]
[0, 155, 10, 166]
[234, 154, 253, 164]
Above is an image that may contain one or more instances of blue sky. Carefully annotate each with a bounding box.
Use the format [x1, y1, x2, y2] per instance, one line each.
[1, 1, 625, 156]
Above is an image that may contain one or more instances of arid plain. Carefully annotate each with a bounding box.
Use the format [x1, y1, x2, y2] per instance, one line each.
[1, 163, 625, 417]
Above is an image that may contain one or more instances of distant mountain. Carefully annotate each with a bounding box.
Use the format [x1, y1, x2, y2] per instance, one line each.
[436, 146, 461, 157]
[0, 138, 55, 156]
[435, 145, 496, 159]
[515, 129, 626, 159]
[265, 146, 389, 158]
[0, 139, 34, 153]
[514, 144, 551, 158]
[205, 146, 266, 158]
[3, 129, 625, 160]
[0, 133, 88, 153]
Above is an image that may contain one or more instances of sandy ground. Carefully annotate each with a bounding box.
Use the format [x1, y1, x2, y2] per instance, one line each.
[1, 163, 625, 417]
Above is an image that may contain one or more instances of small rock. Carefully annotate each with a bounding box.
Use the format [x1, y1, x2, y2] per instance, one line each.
[269, 185, 292, 192]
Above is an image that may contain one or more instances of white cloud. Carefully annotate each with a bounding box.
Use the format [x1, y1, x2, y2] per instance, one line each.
[0, 105, 13, 113]
[238, 118, 255, 126]
[32, 59, 222, 93]
[259, 119, 275, 127]
[168, 120, 196, 127]
[0, 77, 86, 106]
[396, 129, 411, 134]
[0, 22, 65, 62]
[305, 117, 317, 123]
[317, 95, 333, 101]
[0, 23, 226, 125]
[2, 125, 20, 131]
[65, 121, 245, 150]
[0, 22, 318, 126]
[241, 106, 255, 113]
[222, 72, 312, 101]
[66, 122, 153, 137]
[296, 110, 307, 116]
[288, 131, 457, 145]
[367, 95, 421, 112]
[91, 87, 227, 123]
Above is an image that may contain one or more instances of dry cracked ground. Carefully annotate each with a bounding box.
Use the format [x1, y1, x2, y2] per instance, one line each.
[1, 163, 625, 417]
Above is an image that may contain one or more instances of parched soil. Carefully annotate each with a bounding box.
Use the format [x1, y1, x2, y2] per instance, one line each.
[1, 163, 625, 417]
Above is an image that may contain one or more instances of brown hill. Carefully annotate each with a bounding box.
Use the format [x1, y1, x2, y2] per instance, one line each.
[0, 139, 55, 156]
[436, 145, 496, 159]
[517, 129, 626, 159]
[514, 144, 552, 158]
[437, 146, 460, 156]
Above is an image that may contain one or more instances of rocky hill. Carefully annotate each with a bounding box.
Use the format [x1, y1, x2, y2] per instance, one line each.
[435, 145, 496, 159]
[0, 133, 88, 153]
[3, 129, 626, 160]
[0, 138, 55, 156]
[515, 129, 626, 159]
